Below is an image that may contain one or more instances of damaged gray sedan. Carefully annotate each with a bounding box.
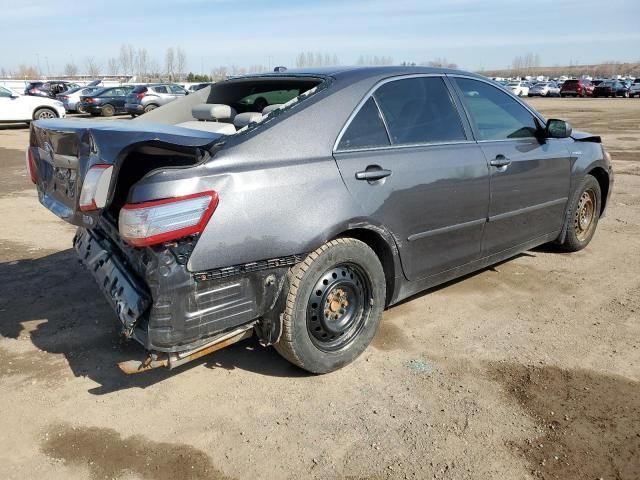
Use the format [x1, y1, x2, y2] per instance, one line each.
[27, 67, 613, 374]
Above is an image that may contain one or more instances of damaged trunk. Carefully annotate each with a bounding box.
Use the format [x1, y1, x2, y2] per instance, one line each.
[29, 118, 223, 228]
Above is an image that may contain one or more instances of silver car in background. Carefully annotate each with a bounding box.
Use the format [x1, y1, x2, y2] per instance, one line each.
[528, 81, 561, 97]
[125, 84, 188, 116]
[56, 86, 101, 113]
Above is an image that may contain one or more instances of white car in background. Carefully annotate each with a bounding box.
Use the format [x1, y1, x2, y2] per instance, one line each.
[0, 85, 66, 123]
[630, 79, 640, 97]
[528, 81, 561, 97]
[507, 81, 530, 96]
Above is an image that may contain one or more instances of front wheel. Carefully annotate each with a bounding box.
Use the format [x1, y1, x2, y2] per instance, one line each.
[274, 238, 386, 374]
[556, 175, 602, 252]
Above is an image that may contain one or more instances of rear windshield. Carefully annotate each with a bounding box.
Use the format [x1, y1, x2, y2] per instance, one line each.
[564, 80, 578, 85]
[131, 86, 148, 93]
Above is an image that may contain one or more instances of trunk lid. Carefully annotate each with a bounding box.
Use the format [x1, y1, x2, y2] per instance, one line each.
[29, 118, 224, 228]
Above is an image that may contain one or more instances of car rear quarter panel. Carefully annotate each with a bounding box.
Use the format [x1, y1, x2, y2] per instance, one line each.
[128, 73, 395, 273]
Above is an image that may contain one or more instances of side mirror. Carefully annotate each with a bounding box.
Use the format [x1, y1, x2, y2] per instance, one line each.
[10, 93, 19, 99]
[546, 119, 572, 139]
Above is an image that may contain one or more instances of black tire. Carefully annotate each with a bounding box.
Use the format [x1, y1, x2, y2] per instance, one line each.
[623, 91, 629, 98]
[101, 104, 115, 117]
[143, 104, 158, 113]
[33, 108, 57, 121]
[556, 175, 602, 252]
[274, 238, 386, 374]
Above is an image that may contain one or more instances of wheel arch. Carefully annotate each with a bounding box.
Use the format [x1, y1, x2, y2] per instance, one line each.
[332, 226, 400, 307]
[587, 166, 610, 215]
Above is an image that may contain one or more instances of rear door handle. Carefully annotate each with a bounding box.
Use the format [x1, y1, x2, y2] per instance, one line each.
[355, 167, 392, 181]
[490, 155, 512, 168]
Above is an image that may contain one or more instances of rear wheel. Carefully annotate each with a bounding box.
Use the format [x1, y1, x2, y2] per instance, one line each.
[101, 104, 115, 117]
[33, 108, 57, 120]
[144, 104, 158, 113]
[274, 238, 386, 374]
[556, 175, 601, 252]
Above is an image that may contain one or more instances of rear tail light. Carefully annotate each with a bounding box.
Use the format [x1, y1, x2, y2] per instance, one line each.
[79, 164, 113, 211]
[136, 92, 146, 100]
[85, 97, 94, 103]
[61, 95, 69, 100]
[25, 147, 36, 184]
[119, 191, 218, 247]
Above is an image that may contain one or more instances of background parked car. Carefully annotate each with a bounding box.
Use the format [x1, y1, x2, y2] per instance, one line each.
[528, 81, 560, 97]
[507, 81, 529, 96]
[125, 84, 188, 116]
[56, 86, 101, 113]
[629, 79, 640, 97]
[188, 82, 213, 92]
[79, 86, 134, 117]
[24, 81, 79, 98]
[593, 80, 631, 98]
[560, 79, 593, 97]
[0, 85, 65, 123]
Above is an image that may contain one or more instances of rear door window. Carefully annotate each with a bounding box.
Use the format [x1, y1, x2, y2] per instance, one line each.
[454, 78, 539, 141]
[373, 77, 466, 145]
[154, 86, 168, 94]
[337, 97, 390, 151]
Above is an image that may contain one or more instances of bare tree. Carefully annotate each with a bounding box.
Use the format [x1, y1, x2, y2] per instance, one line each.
[137, 48, 149, 80]
[424, 57, 457, 69]
[0, 67, 7, 78]
[63, 62, 78, 77]
[119, 44, 136, 74]
[165, 47, 175, 81]
[176, 47, 187, 81]
[211, 66, 228, 81]
[107, 58, 118, 76]
[84, 57, 101, 77]
[17, 64, 39, 78]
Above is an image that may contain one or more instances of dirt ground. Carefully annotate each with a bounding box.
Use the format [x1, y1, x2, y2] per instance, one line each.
[0, 98, 638, 480]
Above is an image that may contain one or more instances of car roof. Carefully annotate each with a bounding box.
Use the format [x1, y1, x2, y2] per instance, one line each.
[238, 65, 486, 81]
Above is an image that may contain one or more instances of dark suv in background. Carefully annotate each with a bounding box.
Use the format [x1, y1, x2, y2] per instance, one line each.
[560, 79, 594, 97]
[125, 84, 188, 116]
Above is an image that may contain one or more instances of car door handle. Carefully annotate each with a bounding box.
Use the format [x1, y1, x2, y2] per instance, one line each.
[355, 168, 392, 181]
[490, 155, 512, 168]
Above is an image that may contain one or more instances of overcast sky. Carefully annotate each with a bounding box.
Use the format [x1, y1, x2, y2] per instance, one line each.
[2, 0, 639, 73]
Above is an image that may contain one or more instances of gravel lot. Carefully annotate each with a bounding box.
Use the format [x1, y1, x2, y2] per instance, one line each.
[0, 98, 638, 480]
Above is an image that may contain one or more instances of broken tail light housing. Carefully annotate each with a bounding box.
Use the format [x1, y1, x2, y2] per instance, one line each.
[119, 191, 219, 247]
[79, 164, 113, 211]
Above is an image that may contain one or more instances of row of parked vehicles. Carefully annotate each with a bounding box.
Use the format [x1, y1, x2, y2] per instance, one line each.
[21, 80, 213, 117]
[502, 78, 640, 98]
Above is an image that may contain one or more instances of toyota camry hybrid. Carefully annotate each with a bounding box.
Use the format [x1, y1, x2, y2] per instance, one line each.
[27, 66, 613, 374]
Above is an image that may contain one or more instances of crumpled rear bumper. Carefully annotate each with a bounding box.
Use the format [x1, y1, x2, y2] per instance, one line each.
[73, 227, 288, 353]
[74, 228, 150, 334]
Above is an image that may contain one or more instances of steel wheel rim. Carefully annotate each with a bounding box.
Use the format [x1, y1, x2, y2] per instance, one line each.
[575, 188, 597, 241]
[38, 110, 55, 119]
[306, 263, 371, 352]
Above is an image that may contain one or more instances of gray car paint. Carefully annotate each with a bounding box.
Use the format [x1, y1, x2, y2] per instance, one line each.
[30, 66, 613, 352]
